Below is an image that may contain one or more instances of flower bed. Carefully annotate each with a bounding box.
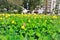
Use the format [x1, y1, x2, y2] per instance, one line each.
[0, 14, 60, 40]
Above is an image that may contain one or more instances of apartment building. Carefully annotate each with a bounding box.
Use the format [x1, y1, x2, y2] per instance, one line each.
[46, 0, 56, 13]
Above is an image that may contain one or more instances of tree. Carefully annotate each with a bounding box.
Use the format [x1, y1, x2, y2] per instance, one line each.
[29, 0, 44, 10]
[7, 0, 23, 6]
[23, 0, 44, 10]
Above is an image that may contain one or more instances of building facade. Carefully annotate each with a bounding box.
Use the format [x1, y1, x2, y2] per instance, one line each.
[46, 0, 56, 13]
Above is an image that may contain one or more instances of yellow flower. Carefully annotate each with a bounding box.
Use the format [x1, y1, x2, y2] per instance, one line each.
[44, 15, 46, 16]
[50, 20, 53, 22]
[21, 26, 25, 29]
[45, 20, 47, 22]
[5, 14, 10, 18]
[2, 14, 5, 16]
[34, 16, 36, 19]
[52, 15, 57, 19]
[0, 17, 3, 20]
[34, 14, 36, 15]
[11, 20, 15, 24]
[7, 14, 10, 16]
[28, 19, 31, 22]
[5, 15, 8, 18]
[24, 14, 27, 16]
[39, 16, 42, 18]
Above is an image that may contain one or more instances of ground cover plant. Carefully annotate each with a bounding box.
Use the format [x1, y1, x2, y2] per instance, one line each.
[0, 14, 60, 40]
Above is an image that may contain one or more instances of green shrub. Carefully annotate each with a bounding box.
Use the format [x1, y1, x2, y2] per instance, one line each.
[0, 14, 60, 40]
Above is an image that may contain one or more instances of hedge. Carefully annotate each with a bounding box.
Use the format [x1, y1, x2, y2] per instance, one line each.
[0, 14, 60, 40]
